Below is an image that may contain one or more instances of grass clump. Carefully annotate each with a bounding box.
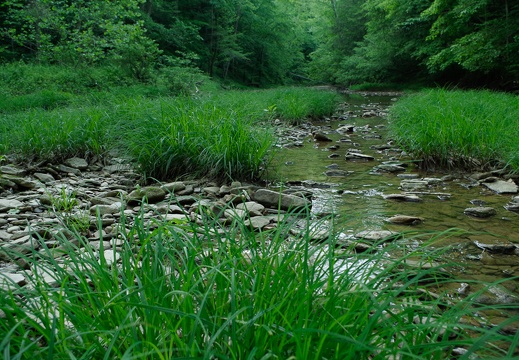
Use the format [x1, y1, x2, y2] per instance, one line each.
[0, 65, 339, 181]
[207, 87, 340, 124]
[119, 97, 274, 181]
[0, 210, 517, 359]
[389, 89, 519, 171]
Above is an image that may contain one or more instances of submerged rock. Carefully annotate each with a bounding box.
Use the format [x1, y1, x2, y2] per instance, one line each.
[354, 230, 400, 242]
[473, 239, 517, 254]
[464, 207, 497, 218]
[382, 194, 422, 202]
[387, 215, 424, 225]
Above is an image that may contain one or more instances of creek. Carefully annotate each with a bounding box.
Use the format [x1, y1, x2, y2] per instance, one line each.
[267, 91, 519, 300]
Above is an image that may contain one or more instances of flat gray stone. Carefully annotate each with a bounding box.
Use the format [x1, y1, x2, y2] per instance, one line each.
[387, 215, 424, 225]
[64, 157, 89, 170]
[128, 186, 166, 204]
[354, 230, 400, 242]
[0, 165, 25, 176]
[464, 207, 497, 218]
[254, 189, 311, 211]
[236, 201, 265, 216]
[483, 180, 518, 194]
[34, 172, 55, 183]
[162, 182, 186, 193]
[245, 216, 271, 230]
[0, 199, 24, 212]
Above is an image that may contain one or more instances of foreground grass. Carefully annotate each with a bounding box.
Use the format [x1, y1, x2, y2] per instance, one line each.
[389, 89, 519, 171]
[0, 209, 517, 359]
[0, 64, 339, 181]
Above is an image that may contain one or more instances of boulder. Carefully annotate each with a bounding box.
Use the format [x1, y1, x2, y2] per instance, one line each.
[483, 179, 518, 194]
[254, 189, 311, 211]
[127, 186, 166, 204]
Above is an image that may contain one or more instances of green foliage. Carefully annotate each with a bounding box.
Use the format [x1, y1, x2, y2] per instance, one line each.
[0, 0, 161, 80]
[389, 89, 519, 171]
[309, 0, 519, 87]
[119, 97, 274, 181]
[0, 66, 335, 181]
[1, 209, 516, 358]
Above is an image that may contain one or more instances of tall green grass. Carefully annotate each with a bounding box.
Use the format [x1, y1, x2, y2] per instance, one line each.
[118, 97, 274, 181]
[1, 210, 516, 359]
[206, 87, 339, 124]
[389, 89, 519, 171]
[0, 63, 339, 181]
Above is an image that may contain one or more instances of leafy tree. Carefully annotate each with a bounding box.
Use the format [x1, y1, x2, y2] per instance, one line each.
[0, 0, 160, 79]
[421, 0, 519, 84]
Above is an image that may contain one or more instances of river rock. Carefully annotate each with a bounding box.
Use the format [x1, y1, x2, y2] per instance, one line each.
[254, 189, 311, 211]
[0, 199, 24, 212]
[0, 165, 26, 176]
[34, 172, 55, 183]
[464, 207, 497, 218]
[64, 157, 89, 170]
[382, 194, 422, 202]
[127, 186, 166, 204]
[354, 230, 400, 242]
[397, 173, 420, 179]
[399, 180, 428, 191]
[345, 152, 374, 161]
[336, 125, 354, 134]
[473, 239, 517, 254]
[483, 179, 518, 194]
[236, 201, 265, 216]
[374, 164, 406, 172]
[313, 132, 333, 142]
[56, 164, 81, 175]
[244, 216, 271, 230]
[2, 175, 38, 189]
[324, 169, 353, 177]
[0, 272, 26, 290]
[161, 181, 186, 193]
[387, 215, 424, 225]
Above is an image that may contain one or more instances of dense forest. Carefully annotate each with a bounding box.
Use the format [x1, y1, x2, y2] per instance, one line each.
[1, 0, 518, 88]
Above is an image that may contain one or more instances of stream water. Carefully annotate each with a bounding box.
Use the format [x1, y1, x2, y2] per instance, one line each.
[267, 91, 519, 302]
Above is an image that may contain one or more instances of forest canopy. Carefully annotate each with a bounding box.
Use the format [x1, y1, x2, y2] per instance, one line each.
[1, 0, 517, 88]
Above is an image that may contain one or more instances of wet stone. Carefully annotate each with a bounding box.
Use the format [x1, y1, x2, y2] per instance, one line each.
[324, 169, 353, 177]
[473, 239, 517, 254]
[374, 164, 406, 173]
[354, 230, 400, 242]
[254, 189, 311, 211]
[483, 179, 518, 194]
[387, 215, 424, 225]
[382, 194, 422, 202]
[399, 180, 428, 191]
[464, 207, 497, 218]
[244, 216, 271, 230]
[345, 152, 374, 161]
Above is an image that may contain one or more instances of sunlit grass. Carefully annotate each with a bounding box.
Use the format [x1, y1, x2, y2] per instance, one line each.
[389, 89, 519, 171]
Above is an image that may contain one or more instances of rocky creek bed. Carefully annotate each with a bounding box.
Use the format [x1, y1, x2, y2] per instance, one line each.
[0, 92, 518, 351]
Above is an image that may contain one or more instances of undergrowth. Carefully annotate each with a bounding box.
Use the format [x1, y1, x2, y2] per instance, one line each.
[389, 89, 519, 172]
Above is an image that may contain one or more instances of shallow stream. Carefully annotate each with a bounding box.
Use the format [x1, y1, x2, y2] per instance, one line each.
[268, 91, 519, 296]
